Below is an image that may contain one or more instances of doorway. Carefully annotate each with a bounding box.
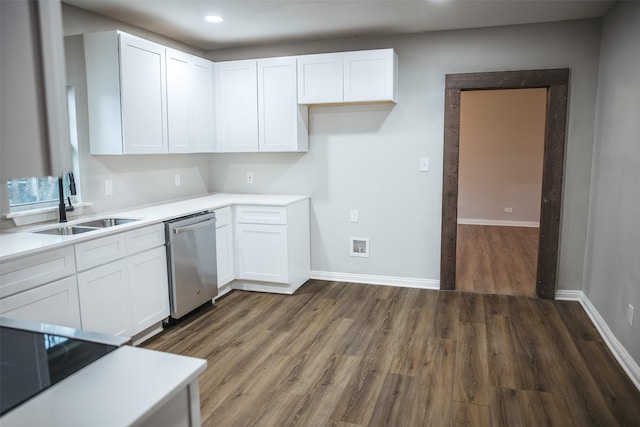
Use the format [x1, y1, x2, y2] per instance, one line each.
[456, 88, 546, 297]
[440, 69, 570, 299]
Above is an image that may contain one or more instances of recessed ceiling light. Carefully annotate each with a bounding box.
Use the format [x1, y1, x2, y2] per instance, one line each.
[205, 15, 223, 23]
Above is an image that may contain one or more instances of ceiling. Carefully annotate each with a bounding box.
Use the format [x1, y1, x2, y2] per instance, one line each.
[62, 0, 615, 51]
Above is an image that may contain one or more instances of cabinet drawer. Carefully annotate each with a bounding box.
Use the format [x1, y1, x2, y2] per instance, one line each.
[214, 206, 232, 228]
[0, 276, 81, 329]
[0, 247, 76, 298]
[75, 233, 127, 272]
[235, 205, 287, 225]
[126, 224, 165, 255]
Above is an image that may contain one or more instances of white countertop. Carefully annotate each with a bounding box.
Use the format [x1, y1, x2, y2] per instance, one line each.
[0, 345, 207, 426]
[0, 193, 308, 262]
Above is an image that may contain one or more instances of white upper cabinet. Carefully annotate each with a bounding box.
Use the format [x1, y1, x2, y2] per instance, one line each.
[258, 57, 308, 152]
[296, 53, 344, 104]
[344, 49, 397, 103]
[84, 31, 168, 154]
[216, 58, 308, 153]
[297, 48, 398, 104]
[215, 60, 259, 152]
[166, 49, 215, 153]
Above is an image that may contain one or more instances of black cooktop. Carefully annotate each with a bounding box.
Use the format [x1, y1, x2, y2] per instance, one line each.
[0, 326, 118, 415]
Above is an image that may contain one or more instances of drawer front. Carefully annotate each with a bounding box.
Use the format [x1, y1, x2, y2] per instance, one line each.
[214, 206, 232, 228]
[235, 205, 287, 225]
[0, 276, 81, 329]
[0, 247, 76, 298]
[126, 223, 165, 255]
[75, 233, 127, 272]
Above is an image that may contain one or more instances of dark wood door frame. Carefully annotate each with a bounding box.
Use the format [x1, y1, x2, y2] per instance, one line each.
[440, 68, 569, 299]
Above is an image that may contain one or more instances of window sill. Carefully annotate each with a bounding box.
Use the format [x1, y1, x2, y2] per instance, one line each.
[4, 202, 93, 226]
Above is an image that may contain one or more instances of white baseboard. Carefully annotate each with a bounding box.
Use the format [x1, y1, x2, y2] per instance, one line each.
[457, 218, 540, 228]
[556, 289, 640, 391]
[554, 289, 583, 301]
[310, 270, 440, 290]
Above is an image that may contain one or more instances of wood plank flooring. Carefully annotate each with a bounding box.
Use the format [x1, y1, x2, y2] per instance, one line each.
[143, 281, 640, 426]
[456, 224, 539, 297]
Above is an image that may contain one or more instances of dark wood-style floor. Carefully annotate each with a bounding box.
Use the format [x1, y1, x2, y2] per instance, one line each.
[457, 225, 539, 297]
[143, 281, 640, 426]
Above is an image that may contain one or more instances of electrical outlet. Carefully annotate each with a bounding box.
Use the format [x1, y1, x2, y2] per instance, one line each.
[104, 179, 113, 196]
[504, 207, 513, 213]
[174, 173, 181, 186]
[350, 210, 359, 223]
[628, 304, 634, 327]
[246, 172, 254, 184]
[419, 157, 430, 172]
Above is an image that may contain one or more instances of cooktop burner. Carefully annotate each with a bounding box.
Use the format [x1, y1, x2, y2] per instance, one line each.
[0, 326, 118, 415]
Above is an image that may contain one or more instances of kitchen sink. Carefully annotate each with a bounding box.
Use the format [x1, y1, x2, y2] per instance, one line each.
[34, 226, 98, 236]
[76, 218, 139, 228]
[31, 217, 140, 236]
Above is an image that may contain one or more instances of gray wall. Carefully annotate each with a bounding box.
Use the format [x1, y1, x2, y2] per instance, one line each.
[61, 4, 602, 291]
[62, 5, 212, 214]
[207, 19, 601, 288]
[584, 2, 640, 364]
[458, 89, 546, 225]
[1, 1, 51, 185]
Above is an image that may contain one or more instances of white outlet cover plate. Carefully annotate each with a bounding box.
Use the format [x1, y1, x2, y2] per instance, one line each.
[419, 157, 430, 172]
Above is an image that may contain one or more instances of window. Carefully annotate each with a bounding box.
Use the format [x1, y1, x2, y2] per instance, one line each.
[6, 86, 81, 212]
[7, 176, 60, 207]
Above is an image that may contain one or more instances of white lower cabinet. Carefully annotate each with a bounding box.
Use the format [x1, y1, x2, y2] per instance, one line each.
[236, 223, 288, 283]
[215, 207, 234, 290]
[128, 246, 169, 334]
[0, 276, 81, 329]
[234, 199, 310, 294]
[77, 259, 131, 337]
[0, 246, 80, 328]
[76, 224, 169, 340]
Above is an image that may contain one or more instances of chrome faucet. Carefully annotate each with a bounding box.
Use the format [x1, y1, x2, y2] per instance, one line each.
[58, 172, 77, 223]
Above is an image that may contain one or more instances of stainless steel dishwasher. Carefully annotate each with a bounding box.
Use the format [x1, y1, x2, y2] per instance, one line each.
[165, 211, 217, 320]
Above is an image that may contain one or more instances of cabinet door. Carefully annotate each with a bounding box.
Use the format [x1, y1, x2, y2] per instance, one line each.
[297, 53, 343, 104]
[191, 56, 216, 153]
[119, 33, 168, 154]
[128, 247, 169, 335]
[258, 57, 308, 152]
[236, 223, 288, 283]
[77, 259, 131, 337]
[166, 50, 215, 153]
[215, 60, 258, 152]
[215, 224, 234, 287]
[344, 49, 397, 103]
[0, 276, 81, 329]
[166, 49, 193, 153]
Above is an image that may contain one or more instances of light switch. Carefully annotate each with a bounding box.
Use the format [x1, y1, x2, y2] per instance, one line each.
[104, 179, 113, 196]
[420, 157, 430, 172]
[350, 210, 359, 223]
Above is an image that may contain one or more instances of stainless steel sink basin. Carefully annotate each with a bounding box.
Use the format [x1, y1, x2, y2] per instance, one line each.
[77, 218, 139, 228]
[34, 226, 98, 236]
[31, 217, 139, 236]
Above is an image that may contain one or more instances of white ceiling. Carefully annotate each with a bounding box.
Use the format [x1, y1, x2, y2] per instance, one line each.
[62, 0, 615, 51]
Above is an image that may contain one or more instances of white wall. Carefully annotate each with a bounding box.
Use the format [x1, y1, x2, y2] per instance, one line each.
[62, 5, 212, 214]
[207, 19, 601, 289]
[458, 89, 546, 226]
[584, 2, 640, 364]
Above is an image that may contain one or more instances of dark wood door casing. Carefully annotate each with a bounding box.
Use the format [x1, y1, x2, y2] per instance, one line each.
[440, 68, 570, 299]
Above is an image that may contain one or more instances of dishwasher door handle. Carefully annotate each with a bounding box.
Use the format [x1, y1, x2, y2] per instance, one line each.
[173, 218, 216, 234]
